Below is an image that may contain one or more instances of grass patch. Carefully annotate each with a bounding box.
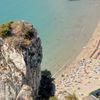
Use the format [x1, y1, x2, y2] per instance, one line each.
[65, 93, 78, 100]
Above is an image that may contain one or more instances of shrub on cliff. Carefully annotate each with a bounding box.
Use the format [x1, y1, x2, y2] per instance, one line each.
[0, 21, 13, 38]
[22, 28, 35, 40]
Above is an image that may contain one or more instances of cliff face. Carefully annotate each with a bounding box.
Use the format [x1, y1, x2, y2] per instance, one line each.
[0, 21, 42, 100]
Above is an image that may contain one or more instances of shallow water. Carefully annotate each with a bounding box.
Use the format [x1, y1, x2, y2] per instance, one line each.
[0, 0, 100, 74]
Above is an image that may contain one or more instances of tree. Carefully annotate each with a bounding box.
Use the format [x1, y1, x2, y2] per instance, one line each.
[38, 69, 55, 100]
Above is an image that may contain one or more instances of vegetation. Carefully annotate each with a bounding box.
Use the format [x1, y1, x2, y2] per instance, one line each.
[0, 21, 35, 40]
[0, 21, 13, 38]
[38, 69, 55, 100]
[49, 96, 58, 100]
[22, 26, 35, 40]
[65, 93, 78, 100]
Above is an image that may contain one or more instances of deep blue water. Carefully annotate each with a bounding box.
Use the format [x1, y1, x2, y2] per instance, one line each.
[0, 0, 100, 74]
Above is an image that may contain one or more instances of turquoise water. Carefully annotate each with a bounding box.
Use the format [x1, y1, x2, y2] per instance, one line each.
[0, 0, 100, 74]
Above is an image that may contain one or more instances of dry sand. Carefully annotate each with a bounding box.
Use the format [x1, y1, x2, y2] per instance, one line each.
[55, 22, 100, 100]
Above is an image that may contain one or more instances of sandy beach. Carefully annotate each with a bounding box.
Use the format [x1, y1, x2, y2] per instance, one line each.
[55, 22, 100, 100]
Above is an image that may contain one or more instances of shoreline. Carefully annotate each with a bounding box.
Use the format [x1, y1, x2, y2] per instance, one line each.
[54, 21, 100, 79]
[55, 21, 100, 99]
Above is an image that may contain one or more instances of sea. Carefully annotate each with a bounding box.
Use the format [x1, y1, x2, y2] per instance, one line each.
[0, 0, 100, 74]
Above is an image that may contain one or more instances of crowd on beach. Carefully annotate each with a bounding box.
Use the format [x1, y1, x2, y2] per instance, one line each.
[55, 28, 100, 99]
[55, 57, 100, 100]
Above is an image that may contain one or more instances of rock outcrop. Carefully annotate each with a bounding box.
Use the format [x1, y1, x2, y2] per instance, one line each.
[0, 21, 42, 100]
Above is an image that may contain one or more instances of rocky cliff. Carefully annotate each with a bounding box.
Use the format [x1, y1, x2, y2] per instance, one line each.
[0, 21, 42, 100]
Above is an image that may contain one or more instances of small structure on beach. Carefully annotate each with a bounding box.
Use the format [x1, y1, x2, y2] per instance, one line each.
[83, 88, 100, 100]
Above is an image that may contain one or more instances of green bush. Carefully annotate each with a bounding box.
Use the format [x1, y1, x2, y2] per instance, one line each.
[0, 21, 13, 38]
[38, 69, 55, 100]
[22, 27, 35, 40]
[49, 96, 58, 100]
[65, 93, 78, 100]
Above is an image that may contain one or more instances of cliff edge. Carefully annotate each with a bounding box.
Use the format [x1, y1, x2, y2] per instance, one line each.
[0, 21, 42, 100]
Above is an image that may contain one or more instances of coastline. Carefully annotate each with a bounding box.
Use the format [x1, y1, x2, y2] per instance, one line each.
[54, 21, 100, 79]
[55, 21, 100, 99]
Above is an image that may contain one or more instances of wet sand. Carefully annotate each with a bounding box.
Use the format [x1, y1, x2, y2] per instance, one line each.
[55, 22, 100, 100]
